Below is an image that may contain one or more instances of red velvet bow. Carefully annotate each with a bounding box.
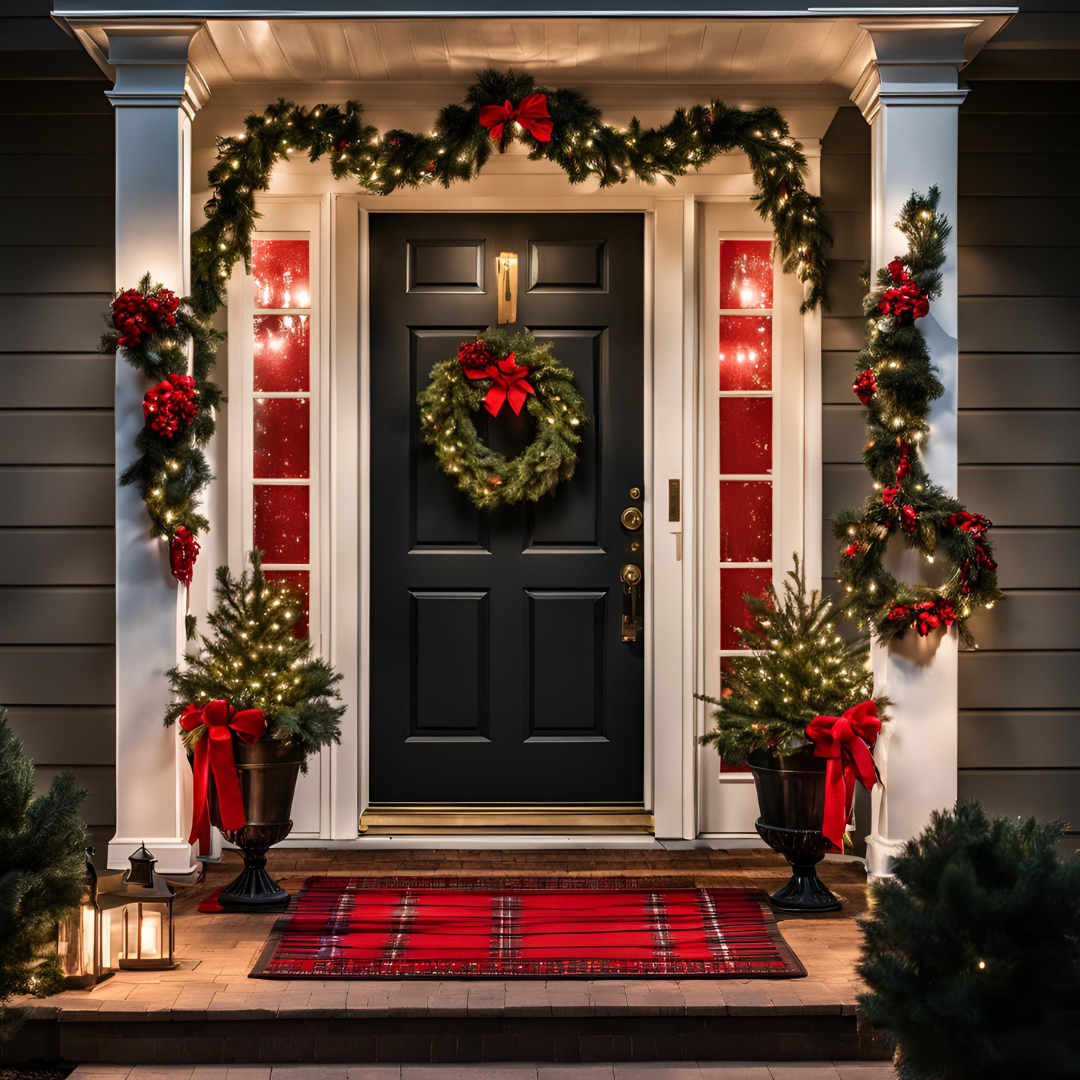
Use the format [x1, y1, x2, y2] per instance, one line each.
[805, 701, 881, 852]
[180, 700, 266, 856]
[479, 94, 553, 145]
[169, 526, 200, 588]
[464, 352, 535, 417]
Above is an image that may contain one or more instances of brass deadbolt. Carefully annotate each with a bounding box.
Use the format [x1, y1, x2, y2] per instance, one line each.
[629, 486, 642, 500]
[620, 507, 644, 531]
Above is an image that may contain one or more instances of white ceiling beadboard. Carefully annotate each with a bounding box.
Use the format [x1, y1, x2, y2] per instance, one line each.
[176, 18, 872, 90]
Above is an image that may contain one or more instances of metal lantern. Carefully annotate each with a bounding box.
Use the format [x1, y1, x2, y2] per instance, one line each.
[112, 843, 177, 970]
[57, 848, 124, 987]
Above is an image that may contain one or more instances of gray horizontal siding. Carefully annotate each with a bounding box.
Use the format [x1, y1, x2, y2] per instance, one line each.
[821, 95, 1080, 840]
[0, 33, 116, 855]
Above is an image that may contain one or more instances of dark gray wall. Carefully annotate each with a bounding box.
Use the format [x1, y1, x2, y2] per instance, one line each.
[0, 4, 116, 859]
[820, 83, 1080, 846]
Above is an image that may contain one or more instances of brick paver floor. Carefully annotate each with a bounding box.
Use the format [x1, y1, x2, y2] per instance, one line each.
[14, 847, 870, 1023]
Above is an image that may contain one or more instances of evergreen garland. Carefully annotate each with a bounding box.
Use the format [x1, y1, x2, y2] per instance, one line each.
[699, 555, 887, 764]
[418, 328, 586, 509]
[858, 801, 1080, 1079]
[192, 71, 829, 314]
[165, 550, 345, 767]
[833, 189, 1002, 646]
[0, 709, 88, 1039]
[104, 275, 224, 541]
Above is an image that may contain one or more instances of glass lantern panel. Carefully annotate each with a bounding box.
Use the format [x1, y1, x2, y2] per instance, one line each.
[720, 240, 773, 310]
[254, 486, 310, 564]
[720, 567, 772, 651]
[254, 397, 310, 479]
[719, 397, 772, 475]
[264, 570, 310, 639]
[719, 315, 772, 392]
[253, 314, 310, 393]
[720, 481, 772, 563]
[252, 239, 310, 310]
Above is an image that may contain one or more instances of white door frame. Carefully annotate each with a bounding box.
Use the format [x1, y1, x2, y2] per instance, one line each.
[319, 189, 703, 841]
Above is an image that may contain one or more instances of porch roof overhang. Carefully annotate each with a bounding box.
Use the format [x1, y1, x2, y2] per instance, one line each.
[53, 5, 1016, 105]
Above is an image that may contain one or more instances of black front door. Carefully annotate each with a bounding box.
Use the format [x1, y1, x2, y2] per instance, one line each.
[368, 213, 644, 805]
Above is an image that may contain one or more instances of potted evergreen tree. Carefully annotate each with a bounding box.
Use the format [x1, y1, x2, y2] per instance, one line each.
[166, 551, 345, 909]
[700, 556, 887, 912]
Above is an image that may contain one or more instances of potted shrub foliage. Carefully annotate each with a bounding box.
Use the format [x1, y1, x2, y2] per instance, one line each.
[859, 801, 1080, 1079]
[700, 555, 887, 911]
[166, 551, 345, 909]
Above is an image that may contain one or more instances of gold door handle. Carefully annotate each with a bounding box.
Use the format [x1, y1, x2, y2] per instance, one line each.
[620, 564, 643, 643]
[620, 506, 644, 531]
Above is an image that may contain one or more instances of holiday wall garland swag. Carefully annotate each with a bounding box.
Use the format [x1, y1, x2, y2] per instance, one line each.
[103, 276, 224, 588]
[108, 71, 830, 585]
[833, 188, 1002, 646]
[418, 328, 586, 510]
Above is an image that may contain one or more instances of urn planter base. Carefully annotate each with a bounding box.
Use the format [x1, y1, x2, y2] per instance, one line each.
[209, 739, 303, 912]
[755, 822, 842, 913]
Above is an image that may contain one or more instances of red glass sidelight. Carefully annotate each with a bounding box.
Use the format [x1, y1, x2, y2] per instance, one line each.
[720, 567, 771, 651]
[720, 481, 772, 563]
[720, 240, 773, 310]
[264, 570, 310, 639]
[252, 239, 310, 310]
[254, 397, 310, 479]
[719, 397, 772, 475]
[713, 657, 752, 773]
[254, 485, 309, 564]
[719, 315, 772, 392]
[254, 314, 310, 392]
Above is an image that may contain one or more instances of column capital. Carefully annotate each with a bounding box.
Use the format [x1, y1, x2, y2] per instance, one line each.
[852, 19, 980, 123]
[97, 21, 209, 118]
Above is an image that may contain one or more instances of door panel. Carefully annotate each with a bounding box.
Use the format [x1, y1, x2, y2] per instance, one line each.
[368, 213, 644, 806]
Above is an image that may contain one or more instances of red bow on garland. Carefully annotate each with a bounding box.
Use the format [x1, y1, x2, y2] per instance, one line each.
[169, 526, 200, 588]
[479, 94, 553, 145]
[180, 700, 267, 855]
[805, 701, 882, 852]
[464, 351, 535, 417]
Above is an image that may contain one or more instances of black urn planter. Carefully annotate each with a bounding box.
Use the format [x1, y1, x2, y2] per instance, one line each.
[208, 738, 303, 911]
[746, 744, 842, 913]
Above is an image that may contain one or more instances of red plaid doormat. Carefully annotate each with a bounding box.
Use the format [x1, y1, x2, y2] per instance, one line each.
[250, 876, 806, 979]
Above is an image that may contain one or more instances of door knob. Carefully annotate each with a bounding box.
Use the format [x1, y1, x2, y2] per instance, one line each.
[620, 564, 643, 643]
[620, 506, 644, 531]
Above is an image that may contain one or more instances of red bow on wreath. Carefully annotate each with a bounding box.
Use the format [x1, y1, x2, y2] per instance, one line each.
[463, 351, 535, 417]
[479, 93, 553, 145]
[805, 701, 881, 852]
[180, 700, 267, 856]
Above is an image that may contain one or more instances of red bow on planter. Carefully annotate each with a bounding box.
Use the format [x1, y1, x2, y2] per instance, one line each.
[479, 93, 553, 144]
[464, 351, 535, 417]
[805, 701, 881, 852]
[180, 700, 266, 856]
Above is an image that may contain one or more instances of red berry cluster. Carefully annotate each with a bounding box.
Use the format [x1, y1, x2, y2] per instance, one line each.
[944, 511, 991, 537]
[169, 525, 200, 587]
[877, 258, 930, 326]
[111, 287, 180, 348]
[143, 374, 198, 439]
[887, 597, 957, 637]
[899, 505, 919, 534]
[458, 339, 497, 375]
[852, 368, 876, 405]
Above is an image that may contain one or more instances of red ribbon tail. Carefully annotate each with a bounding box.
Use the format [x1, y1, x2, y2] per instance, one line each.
[207, 731, 247, 832]
[821, 757, 848, 853]
[187, 739, 212, 855]
[523, 118, 554, 142]
[483, 386, 507, 417]
[507, 383, 529, 416]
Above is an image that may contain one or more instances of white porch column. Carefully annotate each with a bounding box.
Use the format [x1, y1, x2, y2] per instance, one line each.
[104, 23, 208, 873]
[852, 20, 976, 877]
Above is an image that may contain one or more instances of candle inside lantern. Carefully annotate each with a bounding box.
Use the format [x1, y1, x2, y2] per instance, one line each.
[140, 908, 162, 958]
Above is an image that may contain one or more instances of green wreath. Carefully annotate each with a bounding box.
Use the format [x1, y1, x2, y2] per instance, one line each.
[417, 328, 587, 510]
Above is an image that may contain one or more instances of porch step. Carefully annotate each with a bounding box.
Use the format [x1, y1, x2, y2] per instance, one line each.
[69, 1063, 899, 1078]
[3, 1007, 889, 1067]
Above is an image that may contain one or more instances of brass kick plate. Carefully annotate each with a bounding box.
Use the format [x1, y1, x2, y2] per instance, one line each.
[359, 805, 654, 835]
